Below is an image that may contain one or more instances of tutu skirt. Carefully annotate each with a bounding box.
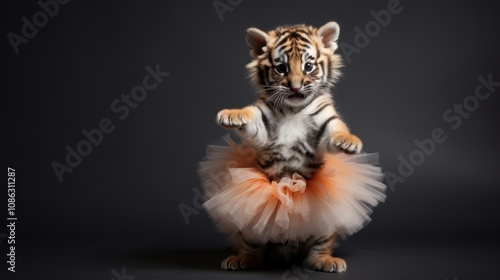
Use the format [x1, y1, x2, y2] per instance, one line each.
[199, 136, 387, 244]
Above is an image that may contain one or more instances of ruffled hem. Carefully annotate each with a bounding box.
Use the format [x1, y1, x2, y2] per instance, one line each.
[198, 136, 386, 244]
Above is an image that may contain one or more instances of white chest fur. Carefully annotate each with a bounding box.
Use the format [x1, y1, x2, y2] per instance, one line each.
[275, 112, 312, 146]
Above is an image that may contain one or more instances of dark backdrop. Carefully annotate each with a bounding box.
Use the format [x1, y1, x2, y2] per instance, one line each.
[2, 0, 500, 279]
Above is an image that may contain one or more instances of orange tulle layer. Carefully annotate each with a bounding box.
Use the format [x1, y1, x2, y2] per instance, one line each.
[198, 136, 387, 244]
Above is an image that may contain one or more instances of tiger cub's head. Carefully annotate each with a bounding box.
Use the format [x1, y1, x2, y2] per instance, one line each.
[245, 22, 342, 108]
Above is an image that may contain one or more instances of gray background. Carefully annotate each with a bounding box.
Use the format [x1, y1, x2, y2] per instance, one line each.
[2, 0, 500, 279]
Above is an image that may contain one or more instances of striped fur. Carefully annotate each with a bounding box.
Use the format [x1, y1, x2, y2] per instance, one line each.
[217, 22, 358, 272]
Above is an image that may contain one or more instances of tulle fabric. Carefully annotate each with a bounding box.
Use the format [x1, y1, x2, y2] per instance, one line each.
[199, 136, 386, 244]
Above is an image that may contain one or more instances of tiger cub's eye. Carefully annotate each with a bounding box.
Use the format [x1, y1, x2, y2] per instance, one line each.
[304, 62, 313, 72]
[275, 64, 287, 74]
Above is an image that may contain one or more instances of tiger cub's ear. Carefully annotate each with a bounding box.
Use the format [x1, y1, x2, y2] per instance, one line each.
[245, 27, 269, 58]
[317, 21, 340, 52]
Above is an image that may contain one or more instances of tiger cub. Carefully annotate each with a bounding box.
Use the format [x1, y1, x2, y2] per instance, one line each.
[216, 22, 360, 272]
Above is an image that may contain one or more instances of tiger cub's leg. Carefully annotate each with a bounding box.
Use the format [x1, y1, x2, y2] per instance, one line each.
[221, 233, 264, 270]
[329, 119, 363, 154]
[216, 105, 268, 147]
[303, 235, 346, 273]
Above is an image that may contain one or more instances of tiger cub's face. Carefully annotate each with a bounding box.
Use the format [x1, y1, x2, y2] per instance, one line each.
[246, 22, 343, 108]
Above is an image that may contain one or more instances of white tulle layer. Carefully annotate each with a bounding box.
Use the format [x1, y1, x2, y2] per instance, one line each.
[198, 137, 387, 244]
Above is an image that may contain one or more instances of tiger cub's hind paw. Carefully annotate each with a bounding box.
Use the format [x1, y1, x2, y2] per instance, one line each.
[304, 254, 347, 273]
[221, 254, 263, 270]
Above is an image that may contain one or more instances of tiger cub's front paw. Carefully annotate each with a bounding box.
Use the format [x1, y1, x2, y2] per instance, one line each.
[216, 107, 255, 128]
[331, 132, 363, 154]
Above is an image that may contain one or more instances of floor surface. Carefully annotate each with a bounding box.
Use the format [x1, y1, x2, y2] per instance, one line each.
[8, 239, 498, 280]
